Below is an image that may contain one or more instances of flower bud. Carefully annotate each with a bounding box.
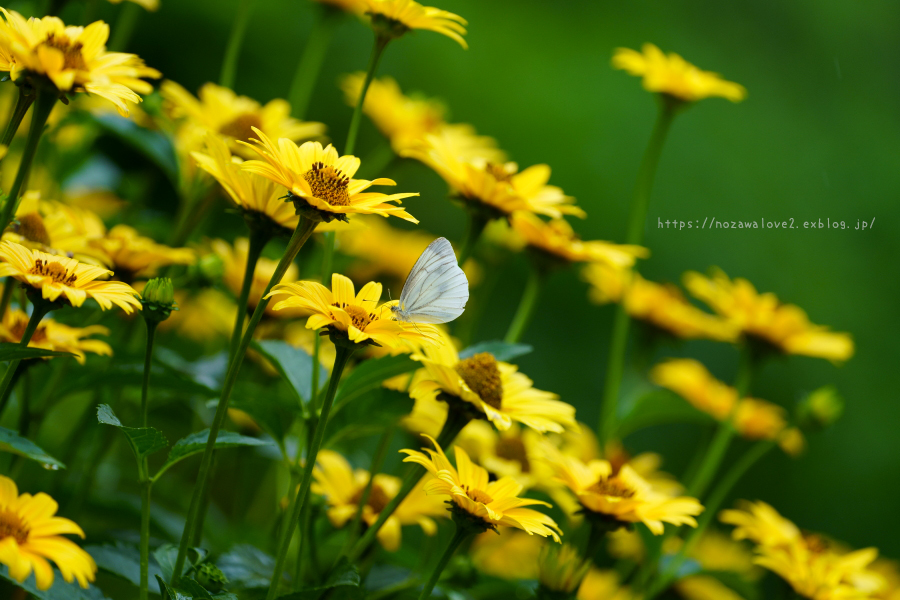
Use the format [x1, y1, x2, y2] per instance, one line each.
[141, 278, 177, 323]
[797, 386, 844, 431]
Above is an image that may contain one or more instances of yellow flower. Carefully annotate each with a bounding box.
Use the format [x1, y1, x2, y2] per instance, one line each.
[311, 449, 445, 551]
[650, 358, 738, 420]
[163, 289, 234, 343]
[455, 421, 550, 491]
[211, 238, 299, 316]
[0, 309, 111, 364]
[672, 530, 763, 600]
[160, 81, 324, 159]
[510, 211, 647, 267]
[684, 268, 854, 362]
[539, 543, 591, 594]
[585, 264, 738, 342]
[401, 435, 561, 540]
[411, 346, 575, 433]
[0, 10, 160, 116]
[470, 528, 543, 580]
[192, 134, 297, 231]
[266, 273, 439, 349]
[7, 192, 107, 262]
[546, 451, 703, 534]
[363, 0, 467, 48]
[612, 43, 746, 103]
[0, 475, 96, 590]
[89, 225, 195, 281]
[0, 241, 141, 312]
[721, 501, 887, 599]
[241, 133, 419, 223]
[409, 131, 584, 219]
[107, 0, 159, 10]
[732, 398, 787, 441]
[577, 569, 636, 600]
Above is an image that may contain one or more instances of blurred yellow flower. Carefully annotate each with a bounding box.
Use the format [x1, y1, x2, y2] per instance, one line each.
[211, 238, 298, 316]
[577, 568, 636, 600]
[267, 273, 440, 349]
[90, 224, 195, 281]
[539, 543, 591, 595]
[613, 43, 746, 103]
[650, 358, 738, 420]
[192, 134, 297, 231]
[470, 528, 543, 580]
[0, 10, 160, 116]
[411, 346, 575, 433]
[0, 309, 111, 364]
[0, 241, 141, 312]
[732, 398, 787, 441]
[401, 435, 562, 540]
[7, 192, 107, 261]
[241, 134, 419, 223]
[164, 288, 234, 343]
[363, 0, 467, 48]
[0, 475, 96, 590]
[684, 268, 854, 362]
[455, 421, 549, 491]
[311, 449, 445, 551]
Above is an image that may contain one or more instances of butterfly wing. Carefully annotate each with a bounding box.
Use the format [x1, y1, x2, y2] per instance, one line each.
[397, 237, 469, 324]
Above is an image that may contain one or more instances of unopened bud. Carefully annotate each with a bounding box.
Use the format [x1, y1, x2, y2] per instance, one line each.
[141, 278, 176, 323]
[797, 386, 844, 431]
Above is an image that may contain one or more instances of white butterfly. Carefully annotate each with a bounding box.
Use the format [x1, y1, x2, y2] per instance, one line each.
[390, 237, 469, 324]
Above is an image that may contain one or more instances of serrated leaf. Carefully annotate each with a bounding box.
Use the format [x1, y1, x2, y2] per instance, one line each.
[217, 544, 282, 590]
[154, 544, 207, 584]
[332, 354, 417, 415]
[0, 565, 113, 599]
[458, 341, 533, 362]
[277, 557, 359, 597]
[155, 429, 270, 480]
[0, 342, 74, 361]
[97, 404, 168, 460]
[615, 389, 715, 439]
[61, 363, 217, 399]
[87, 542, 162, 594]
[0, 426, 65, 470]
[91, 113, 179, 184]
[253, 340, 326, 404]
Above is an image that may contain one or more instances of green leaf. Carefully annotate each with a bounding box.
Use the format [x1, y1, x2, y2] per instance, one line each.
[253, 340, 326, 404]
[97, 404, 168, 461]
[332, 354, 417, 415]
[61, 363, 217, 399]
[91, 113, 179, 184]
[153, 544, 207, 585]
[87, 542, 162, 594]
[0, 426, 65, 470]
[228, 381, 298, 444]
[277, 557, 359, 598]
[217, 544, 282, 590]
[615, 389, 714, 439]
[155, 429, 270, 480]
[0, 342, 73, 361]
[458, 341, 533, 362]
[0, 565, 113, 599]
[327, 387, 414, 446]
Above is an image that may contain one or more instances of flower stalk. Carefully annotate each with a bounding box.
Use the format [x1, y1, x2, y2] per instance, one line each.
[0, 84, 35, 148]
[417, 523, 472, 600]
[504, 266, 545, 344]
[229, 226, 269, 359]
[219, 0, 256, 90]
[456, 210, 489, 265]
[344, 34, 391, 155]
[0, 296, 53, 419]
[172, 216, 318, 583]
[288, 5, 342, 119]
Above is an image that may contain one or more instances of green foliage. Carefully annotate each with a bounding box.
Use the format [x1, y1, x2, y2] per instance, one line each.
[332, 354, 418, 413]
[615, 389, 714, 438]
[0, 426, 64, 469]
[97, 404, 168, 461]
[0, 566, 112, 600]
[154, 429, 270, 479]
[275, 558, 360, 598]
[90, 112, 178, 185]
[87, 542, 163, 594]
[327, 387, 415, 445]
[216, 544, 282, 591]
[62, 363, 217, 399]
[252, 339, 326, 406]
[458, 341, 533, 362]
[0, 343, 72, 361]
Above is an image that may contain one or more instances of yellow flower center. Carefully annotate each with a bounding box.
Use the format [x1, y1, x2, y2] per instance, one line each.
[803, 532, 829, 554]
[219, 113, 263, 143]
[495, 437, 531, 473]
[0, 509, 30, 544]
[455, 352, 503, 409]
[333, 302, 375, 330]
[17, 212, 51, 247]
[30, 258, 77, 285]
[588, 476, 636, 499]
[304, 162, 351, 207]
[464, 486, 493, 505]
[40, 33, 87, 71]
[352, 482, 391, 514]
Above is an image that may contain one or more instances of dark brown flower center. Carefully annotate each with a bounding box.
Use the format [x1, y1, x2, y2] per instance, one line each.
[588, 477, 635, 499]
[351, 482, 391, 514]
[455, 352, 503, 409]
[40, 33, 86, 71]
[0, 510, 30, 544]
[332, 302, 375, 330]
[17, 212, 51, 247]
[495, 437, 530, 473]
[10, 319, 47, 344]
[464, 486, 493, 505]
[30, 258, 77, 285]
[304, 161, 351, 207]
[219, 113, 263, 143]
[803, 532, 829, 554]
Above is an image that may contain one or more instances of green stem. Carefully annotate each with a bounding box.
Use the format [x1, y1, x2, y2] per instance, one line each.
[456, 211, 489, 265]
[344, 35, 390, 155]
[265, 343, 355, 600]
[504, 267, 544, 344]
[108, 2, 142, 52]
[230, 228, 268, 359]
[584, 522, 608, 562]
[0, 88, 57, 234]
[340, 425, 395, 557]
[598, 305, 630, 444]
[172, 217, 317, 583]
[311, 231, 336, 402]
[0, 300, 50, 419]
[1, 85, 35, 148]
[219, 0, 256, 90]
[139, 479, 152, 600]
[0, 278, 15, 322]
[141, 321, 158, 428]
[348, 407, 470, 562]
[417, 525, 471, 600]
[288, 5, 342, 119]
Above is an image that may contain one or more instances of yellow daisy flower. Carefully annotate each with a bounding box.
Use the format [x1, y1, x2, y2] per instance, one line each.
[732, 398, 787, 441]
[0, 10, 160, 116]
[107, 0, 159, 10]
[455, 421, 550, 491]
[0, 475, 96, 590]
[211, 238, 299, 317]
[410, 344, 575, 433]
[240, 133, 419, 223]
[584, 264, 738, 342]
[577, 568, 637, 600]
[266, 272, 439, 349]
[650, 358, 738, 420]
[0, 309, 111, 364]
[311, 449, 446, 551]
[684, 268, 854, 362]
[546, 451, 703, 535]
[612, 43, 746, 103]
[0, 240, 141, 312]
[469, 528, 543, 580]
[89, 224, 195, 281]
[363, 0, 468, 48]
[6, 192, 107, 262]
[401, 435, 562, 540]
[160, 81, 325, 159]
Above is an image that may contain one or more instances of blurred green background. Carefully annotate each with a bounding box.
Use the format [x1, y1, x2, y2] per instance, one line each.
[36, 0, 900, 557]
